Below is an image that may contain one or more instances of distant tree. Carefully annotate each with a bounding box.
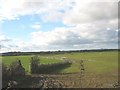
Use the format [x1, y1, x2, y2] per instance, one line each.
[30, 55, 40, 73]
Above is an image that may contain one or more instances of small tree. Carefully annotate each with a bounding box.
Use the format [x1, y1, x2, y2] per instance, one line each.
[30, 55, 40, 74]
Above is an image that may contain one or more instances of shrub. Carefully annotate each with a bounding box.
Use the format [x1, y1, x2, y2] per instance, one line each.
[2, 63, 11, 88]
[36, 61, 72, 74]
[2, 63, 9, 79]
[9, 60, 25, 76]
[2, 60, 26, 88]
[30, 55, 40, 74]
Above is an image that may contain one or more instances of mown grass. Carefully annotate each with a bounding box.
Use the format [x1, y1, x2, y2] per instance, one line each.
[2, 51, 118, 74]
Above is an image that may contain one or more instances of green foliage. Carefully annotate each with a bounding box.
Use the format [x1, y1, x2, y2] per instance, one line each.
[29, 55, 72, 74]
[37, 61, 72, 74]
[30, 56, 39, 73]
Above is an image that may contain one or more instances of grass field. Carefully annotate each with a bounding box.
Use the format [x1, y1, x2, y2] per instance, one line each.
[2, 51, 118, 74]
[2, 55, 62, 73]
[52, 51, 118, 74]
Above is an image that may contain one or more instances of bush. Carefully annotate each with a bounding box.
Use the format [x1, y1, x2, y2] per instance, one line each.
[2, 63, 11, 88]
[36, 61, 72, 74]
[30, 56, 40, 74]
[29, 56, 72, 74]
[2, 60, 26, 88]
[2, 63, 9, 79]
[9, 60, 25, 76]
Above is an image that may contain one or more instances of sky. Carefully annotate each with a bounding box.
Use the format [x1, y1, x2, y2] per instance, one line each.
[0, 0, 119, 53]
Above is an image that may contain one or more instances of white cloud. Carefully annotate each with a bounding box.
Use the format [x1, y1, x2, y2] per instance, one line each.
[63, 1, 118, 25]
[1, 22, 118, 52]
[0, 0, 118, 24]
[0, 0, 74, 21]
[0, 37, 32, 52]
[0, 33, 11, 42]
[31, 23, 41, 30]
[30, 20, 118, 50]
[0, 0, 118, 52]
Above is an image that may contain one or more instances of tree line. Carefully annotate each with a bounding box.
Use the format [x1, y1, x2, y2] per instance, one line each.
[1, 49, 118, 56]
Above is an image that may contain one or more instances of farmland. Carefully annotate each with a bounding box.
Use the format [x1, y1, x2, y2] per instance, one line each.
[2, 51, 118, 74]
[2, 55, 62, 73]
[1, 50, 119, 88]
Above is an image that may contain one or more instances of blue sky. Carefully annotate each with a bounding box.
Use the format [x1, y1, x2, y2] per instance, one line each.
[2, 15, 67, 40]
[0, 0, 118, 52]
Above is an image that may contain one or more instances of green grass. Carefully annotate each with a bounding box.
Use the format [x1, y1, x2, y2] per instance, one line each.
[2, 51, 118, 74]
[50, 51, 118, 74]
[2, 55, 61, 73]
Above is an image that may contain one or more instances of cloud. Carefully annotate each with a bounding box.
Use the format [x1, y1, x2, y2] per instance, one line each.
[0, 0, 74, 21]
[0, 33, 51, 52]
[1, 22, 118, 52]
[0, 34, 11, 42]
[0, 0, 118, 27]
[0, 0, 118, 52]
[0, 37, 32, 52]
[30, 20, 118, 50]
[31, 23, 41, 30]
[63, 1, 118, 25]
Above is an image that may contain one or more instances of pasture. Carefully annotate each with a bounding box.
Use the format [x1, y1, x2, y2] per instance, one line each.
[2, 51, 118, 75]
[2, 56, 62, 73]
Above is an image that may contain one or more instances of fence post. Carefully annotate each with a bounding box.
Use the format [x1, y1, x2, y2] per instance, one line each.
[79, 60, 85, 88]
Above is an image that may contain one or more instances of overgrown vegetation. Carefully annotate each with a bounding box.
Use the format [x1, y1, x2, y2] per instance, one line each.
[30, 56, 72, 74]
[30, 56, 39, 73]
[2, 60, 26, 88]
[37, 61, 72, 74]
[2, 63, 10, 88]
